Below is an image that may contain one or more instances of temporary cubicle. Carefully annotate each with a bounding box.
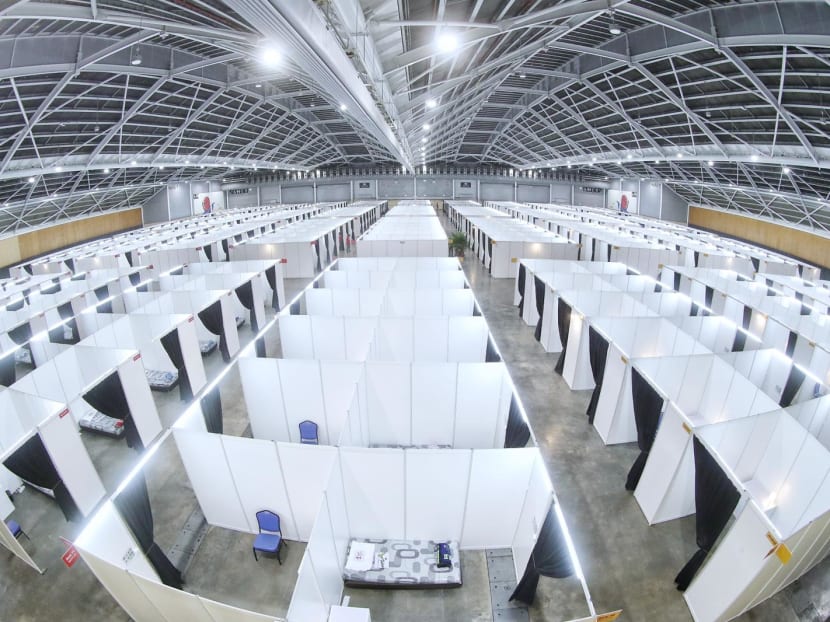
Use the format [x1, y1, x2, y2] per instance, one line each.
[298, 287, 476, 317]
[77, 313, 207, 402]
[11, 344, 162, 450]
[683, 402, 830, 620]
[334, 256, 461, 272]
[357, 215, 448, 258]
[631, 353, 781, 524]
[182, 259, 286, 312]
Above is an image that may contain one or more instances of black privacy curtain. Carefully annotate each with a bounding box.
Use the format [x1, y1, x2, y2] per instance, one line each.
[265, 266, 281, 310]
[234, 280, 259, 333]
[160, 329, 192, 402]
[585, 327, 610, 424]
[83, 371, 143, 450]
[3, 434, 82, 522]
[625, 368, 665, 491]
[554, 298, 572, 375]
[200, 386, 223, 434]
[510, 505, 575, 605]
[674, 437, 741, 591]
[198, 300, 230, 362]
[533, 276, 545, 342]
[114, 472, 183, 589]
[504, 395, 530, 448]
[517, 264, 527, 318]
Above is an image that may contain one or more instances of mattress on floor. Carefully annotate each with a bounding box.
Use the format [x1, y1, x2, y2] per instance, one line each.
[14, 347, 32, 366]
[343, 539, 461, 589]
[79, 410, 125, 439]
[199, 339, 217, 355]
[144, 368, 179, 391]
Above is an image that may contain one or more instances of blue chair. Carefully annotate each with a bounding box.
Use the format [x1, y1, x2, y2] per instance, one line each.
[253, 510, 285, 563]
[6, 519, 28, 540]
[299, 420, 319, 445]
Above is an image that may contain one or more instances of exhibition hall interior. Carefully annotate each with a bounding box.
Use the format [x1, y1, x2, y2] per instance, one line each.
[1, 1, 830, 621]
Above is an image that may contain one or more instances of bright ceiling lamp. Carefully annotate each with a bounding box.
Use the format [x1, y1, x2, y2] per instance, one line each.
[423, 123, 431, 131]
[436, 32, 459, 53]
[783, 166, 792, 174]
[425, 98, 438, 109]
[608, 10, 622, 36]
[130, 45, 142, 66]
[262, 47, 281, 67]
[339, 103, 347, 111]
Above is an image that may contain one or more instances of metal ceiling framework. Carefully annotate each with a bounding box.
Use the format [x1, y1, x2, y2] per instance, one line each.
[0, 1, 829, 234]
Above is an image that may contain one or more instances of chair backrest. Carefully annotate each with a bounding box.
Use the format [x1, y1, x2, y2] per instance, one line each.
[256, 510, 281, 534]
[6, 520, 20, 537]
[299, 419, 318, 442]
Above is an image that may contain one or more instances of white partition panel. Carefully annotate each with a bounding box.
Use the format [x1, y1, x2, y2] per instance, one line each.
[461, 449, 536, 548]
[279, 316, 314, 358]
[319, 361, 362, 444]
[222, 436, 298, 539]
[455, 364, 506, 448]
[411, 363, 457, 446]
[80, 555, 162, 622]
[310, 316, 346, 360]
[306, 496, 344, 609]
[178, 318, 207, 395]
[172, 429, 248, 531]
[412, 317, 449, 360]
[511, 455, 554, 578]
[366, 363, 411, 446]
[240, 358, 289, 442]
[279, 360, 327, 444]
[286, 557, 328, 622]
[324, 459, 351, 570]
[200, 597, 284, 622]
[132, 573, 215, 622]
[405, 450, 471, 541]
[39, 410, 106, 517]
[344, 317, 375, 361]
[278, 443, 337, 540]
[447, 317, 488, 361]
[0, 517, 40, 572]
[340, 448, 405, 539]
[119, 357, 162, 447]
[373, 317, 413, 361]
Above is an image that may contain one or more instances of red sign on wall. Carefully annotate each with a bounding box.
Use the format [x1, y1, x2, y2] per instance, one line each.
[62, 545, 80, 568]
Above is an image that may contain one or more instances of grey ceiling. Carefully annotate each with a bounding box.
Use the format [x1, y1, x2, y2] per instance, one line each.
[1, 1, 830, 233]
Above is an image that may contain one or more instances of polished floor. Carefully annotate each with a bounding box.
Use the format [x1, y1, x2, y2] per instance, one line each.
[0, 208, 828, 621]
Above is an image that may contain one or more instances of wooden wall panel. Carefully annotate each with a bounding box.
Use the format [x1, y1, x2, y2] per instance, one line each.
[689, 206, 830, 269]
[4, 209, 142, 268]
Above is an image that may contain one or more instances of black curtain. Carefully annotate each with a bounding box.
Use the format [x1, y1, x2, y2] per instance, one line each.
[0, 351, 15, 386]
[485, 336, 501, 362]
[517, 264, 527, 318]
[9, 322, 32, 345]
[113, 473, 183, 589]
[255, 336, 266, 358]
[235, 280, 259, 333]
[586, 327, 609, 424]
[504, 396, 530, 448]
[128, 271, 141, 287]
[625, 369, 665, 491]
[265, 266, 280, 310]
[83, 371, 142, 450]
[554, 299, 571, 375]
[673, 272, 681, 292]
[704, 286, 714, 309]
[741, 306, 752, 330]
[198, 301, 230, 362]
[779, 365, 805, 407]
[509, 506, 575, 605]
[487, 239, 493, 274]
[785, 331, 798, 357]
[3, 434, 81, 522]
[202, 244, 212, 262]
[674, 438, 740, 591]
[57, 301, 80, 342]
[64, 258, 76, 272]
[200, 386, 223, 434]
[313, 240, 322, 271]
[750, 257, 760, 272]
[693, 250, 700, 267]
[732, 327, 747, 352]
[160, 329, 192, 402]
[94, 285, 109, 301]
[221, 238, 229, 261]
[533, 276, 545, 342]
[6, 298, 25, 311]
[290, 300, 301, 315]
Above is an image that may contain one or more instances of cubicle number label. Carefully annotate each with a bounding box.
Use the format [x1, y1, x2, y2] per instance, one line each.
[61, 546, 80, 568]
[59, 409, 69, 419]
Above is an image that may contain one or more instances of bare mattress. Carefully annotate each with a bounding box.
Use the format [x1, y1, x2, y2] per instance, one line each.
[343, 539, 461, 589]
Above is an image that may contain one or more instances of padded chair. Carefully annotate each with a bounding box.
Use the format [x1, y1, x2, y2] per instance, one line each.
[6, 519, 28, 540]
[299, 420, 319, 445]
[253, 510, 285, 563]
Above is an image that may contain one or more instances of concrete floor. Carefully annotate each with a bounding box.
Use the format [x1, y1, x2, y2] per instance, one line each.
[1, 217, 828, 622]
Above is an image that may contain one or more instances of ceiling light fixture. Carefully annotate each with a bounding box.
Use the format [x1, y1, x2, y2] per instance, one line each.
[519, 72, 526, 79]
[339, 103, 347, 112]
[262, 47, 281, 67]
[423, 123, 431, 131]
[103, 168, 110, 174]
[437, 32, 459, 53]
[708, 160, 714, 166]
[783, 167, 792, 174]
[27, 177, 35, 183]
[608, 10, 622, 36]
[55, 166, 62, 172]
[750, 154, 759, 162]
[422, 137, 427, 143]
[255, 82, 262, 88]
[130, 45, 142, 66]
[425, 98, 438, 109]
